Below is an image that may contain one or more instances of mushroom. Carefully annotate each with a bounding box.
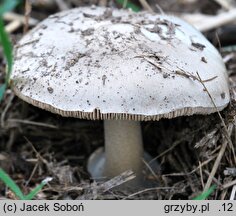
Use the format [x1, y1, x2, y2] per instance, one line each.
[11, 7, 230, 188]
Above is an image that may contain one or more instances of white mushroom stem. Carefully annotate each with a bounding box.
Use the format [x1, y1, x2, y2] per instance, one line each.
[104, 120, 144, 181]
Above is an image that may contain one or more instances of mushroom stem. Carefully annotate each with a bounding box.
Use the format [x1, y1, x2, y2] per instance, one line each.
[104, 120, 144, 183]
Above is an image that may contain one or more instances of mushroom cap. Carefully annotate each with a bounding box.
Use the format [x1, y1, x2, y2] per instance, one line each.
[11, 7, 230, 120]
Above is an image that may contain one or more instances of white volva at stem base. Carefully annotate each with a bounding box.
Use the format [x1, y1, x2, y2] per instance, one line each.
[87, 120, 159, 189]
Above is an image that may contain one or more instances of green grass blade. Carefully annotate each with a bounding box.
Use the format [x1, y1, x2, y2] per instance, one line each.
[0, 17, 13, 101]
[115, 0, 140, 12]
[24, 177, 52, 200]
[0, 168, 25, 200]
[0, 0, 19, 101]
[0, 0, 19, 16]
[193, 185, 216, 200]
[0, 83, 6, 99]
[0, 18, 13, 79]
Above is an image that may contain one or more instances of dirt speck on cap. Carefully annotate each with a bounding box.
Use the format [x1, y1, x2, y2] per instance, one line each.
[221, 92, 226, 99]
[47, 87, 54, 94]
[191, 42, 206, 51]
[201, 56, 207, 63]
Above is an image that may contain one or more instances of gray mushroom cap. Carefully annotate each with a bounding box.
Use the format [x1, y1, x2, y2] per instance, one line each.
[11, 7, 230, 120]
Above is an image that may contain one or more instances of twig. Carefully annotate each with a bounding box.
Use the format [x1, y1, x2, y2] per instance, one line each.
[199, 161, 204, 189]
[215, 31, 222, 52]
[24, 137, 48, 164]
[177, 68, 217, 83]
[202, 76, 218, 83]
[24, 0, 32, 34]
[203, 126, 232, 192]
[204, 170, 223, 187]
[220, 189, 228, 200]
[139, 0, 153, 12]
[222, 179, 236, 190]
[223, 53, 234, 63]
[142, 158, 159, 181]
[3, 12, 38, 25]
[99, 170, 136, 192]
[5, 20, 21, 33]
[230, 185, 236, 200]
[25, 163, 39, 187]
[123, 186, 173, 199]
[161, 153, 216, 177]
[1, 94, 14, 128]
[181, 9, 236, 32]
[54, 0, 69, 11]
[4, 4, 37, 33]
[98, 0, 107, 7]
[155, 3, 165, 15]
[136, 55, 217, 83]
[151, 137, 185, 161]
[189, 154, 218, 175]
[7, 118, 58, 129]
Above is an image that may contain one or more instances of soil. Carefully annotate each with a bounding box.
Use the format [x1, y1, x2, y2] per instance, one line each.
[1, 0, 236, 200]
